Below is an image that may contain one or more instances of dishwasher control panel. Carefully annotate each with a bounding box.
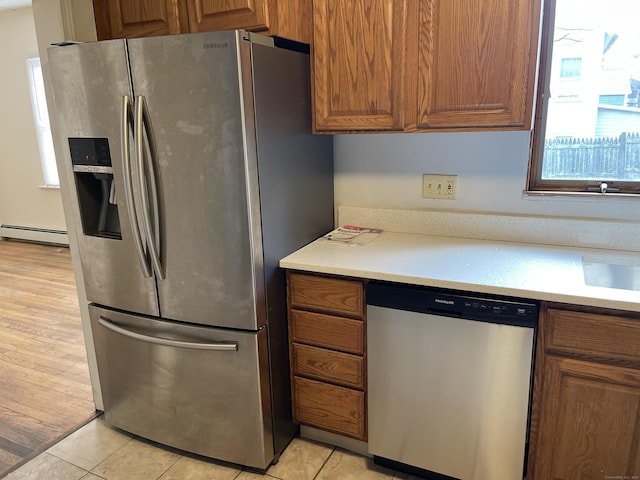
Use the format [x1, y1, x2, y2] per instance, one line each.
[458, 297, 538, 321]
[367, 281, 538, 326]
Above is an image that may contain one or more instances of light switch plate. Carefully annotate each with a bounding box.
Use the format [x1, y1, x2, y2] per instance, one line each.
[422, 174, 457, 199]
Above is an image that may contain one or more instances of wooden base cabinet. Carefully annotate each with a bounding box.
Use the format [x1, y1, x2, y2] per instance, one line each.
[528, 305, 640, 479]
[287, 271, 367, 441]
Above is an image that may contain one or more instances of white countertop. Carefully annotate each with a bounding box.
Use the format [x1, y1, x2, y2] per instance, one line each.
[280, 230, 640, 313]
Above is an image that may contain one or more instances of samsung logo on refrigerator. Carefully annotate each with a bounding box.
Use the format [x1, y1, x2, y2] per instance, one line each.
[203, 42, 229, 49]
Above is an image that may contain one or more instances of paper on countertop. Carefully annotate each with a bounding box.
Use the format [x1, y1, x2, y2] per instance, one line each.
[322, 225, 383, 246]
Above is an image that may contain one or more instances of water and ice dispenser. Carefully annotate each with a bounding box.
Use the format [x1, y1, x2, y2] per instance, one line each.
[69, 138, 121, 239]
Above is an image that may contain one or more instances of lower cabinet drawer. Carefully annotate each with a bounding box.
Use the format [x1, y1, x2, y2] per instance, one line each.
[546, 308, 640, 364]
[289, 272, 365, 318]
[292, 343, 364, 389]
[293, 376, 366, 440]
[290, 309, 364, 355]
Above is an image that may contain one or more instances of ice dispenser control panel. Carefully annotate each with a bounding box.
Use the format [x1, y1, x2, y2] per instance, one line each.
[69, 137, 112, 169]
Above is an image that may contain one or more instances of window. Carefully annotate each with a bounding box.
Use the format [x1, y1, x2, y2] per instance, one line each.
[26, 57, 59, 187]
[559, 57, 582, 79]
[528, 0, 640, 194]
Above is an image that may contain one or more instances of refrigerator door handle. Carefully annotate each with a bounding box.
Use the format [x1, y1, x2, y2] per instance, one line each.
[121, 95, 152, 278]
[135, 95, 164, 280]
[98, 316, 239, 351]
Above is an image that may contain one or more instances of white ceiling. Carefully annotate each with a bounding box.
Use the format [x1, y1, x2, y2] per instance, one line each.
[0, 0, 31, 12]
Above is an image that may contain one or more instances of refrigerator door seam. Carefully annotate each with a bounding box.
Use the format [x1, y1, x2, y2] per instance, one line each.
[121, 95, 152, 277]
[236, 33, 263, 326]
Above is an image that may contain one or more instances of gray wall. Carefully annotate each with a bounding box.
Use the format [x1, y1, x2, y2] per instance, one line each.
[334, 130, 640, 223]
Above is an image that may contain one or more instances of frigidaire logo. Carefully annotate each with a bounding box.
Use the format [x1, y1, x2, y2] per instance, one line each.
[434, 298, 455, 305]
[203, 42, 228, 49]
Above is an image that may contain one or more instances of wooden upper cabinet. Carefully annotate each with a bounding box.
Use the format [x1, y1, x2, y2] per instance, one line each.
[93, 0, 311, 44]
[311, 0, 542, 133]
[187, 0, 269, 33]
[312, 0, 407, 132]
[270, 0, 312, 45]
[187, 0, 311, 43]
[93, 0, 189, 39]
[415, 0, 541, 130]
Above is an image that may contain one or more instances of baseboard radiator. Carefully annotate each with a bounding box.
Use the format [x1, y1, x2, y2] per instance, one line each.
[0, 225, 69, 246]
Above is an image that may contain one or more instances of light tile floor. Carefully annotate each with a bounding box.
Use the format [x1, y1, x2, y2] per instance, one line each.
[3, 417, 417, 480]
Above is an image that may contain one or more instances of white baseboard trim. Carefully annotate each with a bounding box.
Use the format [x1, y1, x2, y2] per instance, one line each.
[0, 225, 69, 246]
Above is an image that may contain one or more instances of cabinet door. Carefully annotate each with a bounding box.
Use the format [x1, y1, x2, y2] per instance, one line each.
[416, 0, 541, 129]
[533, 356, 640, 479]
[312, 0, 407, 131]
[186, 0, 269, 32]
[93, 0, 189, 39]
[269, 0, 312, 44]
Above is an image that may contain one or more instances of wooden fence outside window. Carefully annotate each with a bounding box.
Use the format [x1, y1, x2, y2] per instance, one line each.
[543, 132, 640, 180]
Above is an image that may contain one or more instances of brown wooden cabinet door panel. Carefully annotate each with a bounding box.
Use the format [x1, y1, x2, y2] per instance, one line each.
[535, 356, 640, 479]
[416, 0, 541, 129]
[288, 272, 364, 318]
[312, 0, 407, 131]
[293, 376, 366, 440]
[290, 309, 364, 355]
[93, 0, 189, 39]
[187, 0, 269, 33]
[270, 0, 312, 44]
[293, 343, 364, 389]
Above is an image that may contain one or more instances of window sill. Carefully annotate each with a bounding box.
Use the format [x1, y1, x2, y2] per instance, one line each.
[38, 184, 61, 190]
[523, 190, 639, 200]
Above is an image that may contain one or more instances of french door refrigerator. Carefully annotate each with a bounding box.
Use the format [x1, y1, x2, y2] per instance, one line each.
[47, 30, 333, 469]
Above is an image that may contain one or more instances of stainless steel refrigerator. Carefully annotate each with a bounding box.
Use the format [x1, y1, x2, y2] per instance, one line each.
[47, 30, 333, 469]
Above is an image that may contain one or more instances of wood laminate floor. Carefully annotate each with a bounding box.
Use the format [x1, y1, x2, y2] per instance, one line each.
[0, 239, 96, 478]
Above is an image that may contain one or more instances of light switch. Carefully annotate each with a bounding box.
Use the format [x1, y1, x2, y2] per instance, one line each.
[422, 174, 457, 199]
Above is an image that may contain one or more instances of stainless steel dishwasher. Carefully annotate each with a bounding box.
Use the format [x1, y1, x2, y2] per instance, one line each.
[367, 281, 538, 480]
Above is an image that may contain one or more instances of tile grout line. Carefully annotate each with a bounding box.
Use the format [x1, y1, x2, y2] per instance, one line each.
[78, 434, 135, 476]
[151, 450, 182, 480]
[312, 446, 337, 480]
[48, 452, 90, 478]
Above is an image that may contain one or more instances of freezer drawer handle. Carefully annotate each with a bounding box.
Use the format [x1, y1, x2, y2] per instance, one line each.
[98, 317, 239, 351]
[121, 95, 152, 278]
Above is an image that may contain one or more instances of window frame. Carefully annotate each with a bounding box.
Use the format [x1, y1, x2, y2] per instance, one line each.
[527, 0, 640, 195]
[26, 56, 59, 188]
